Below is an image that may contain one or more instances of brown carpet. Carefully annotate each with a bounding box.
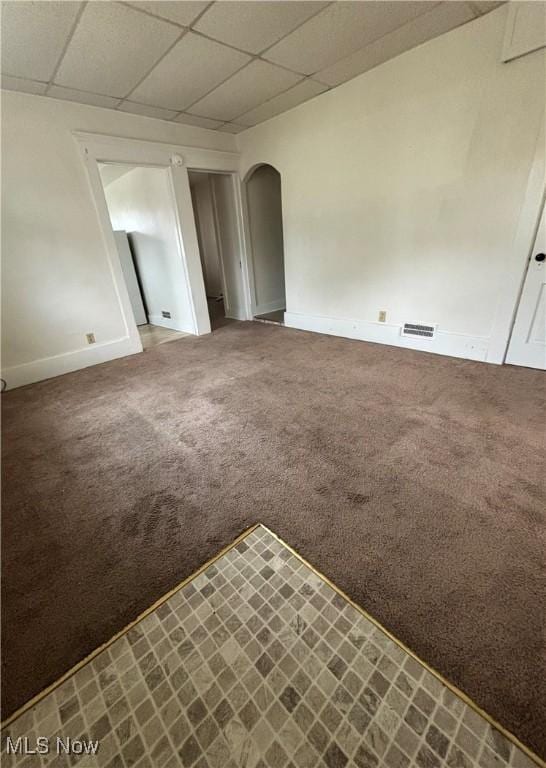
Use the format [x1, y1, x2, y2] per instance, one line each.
[2, 322, 545, 757]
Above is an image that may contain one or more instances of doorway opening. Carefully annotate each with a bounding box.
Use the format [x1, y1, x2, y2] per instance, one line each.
[98, 162, 191, 350]
[188, 170, 240, 331]
[245, 164, 286, 326]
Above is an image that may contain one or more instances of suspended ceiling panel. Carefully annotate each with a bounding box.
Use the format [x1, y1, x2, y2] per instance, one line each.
[0, 0, 506, 134]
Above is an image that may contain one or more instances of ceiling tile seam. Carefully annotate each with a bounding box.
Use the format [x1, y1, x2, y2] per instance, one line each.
[119, 1, 214, 31]
[187, 0, 335, 60]
[320, 2, 483, 85]
[172, 26, 314, 80]
[299, 0, 470, 81]
[234, 79, 331, 128]
[183, 26, 263, 59]
[184, 4, 336, 77]
[43, 83, 125, 102]
[118, 1, 187, 30]
[44, 0, 88, 96]
[466, 1, 489, 16]
[254, 1, 335, 58]
[175, 56, 257, 114]
[189, 1, 216, 28]
[47, 91, 123, 109]
[1, 75, 49, 86]
[229, 76, 322, 124]
[119, 28, 189, 104]
[115, 104, 205, 127]
[169, 109, 223, 123]
[170, 112, 219, 126]
[118, 97, 175, 111]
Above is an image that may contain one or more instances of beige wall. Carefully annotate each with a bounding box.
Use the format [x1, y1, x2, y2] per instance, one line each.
[1, 91, 235, 385]
[237, 6, 545, 363]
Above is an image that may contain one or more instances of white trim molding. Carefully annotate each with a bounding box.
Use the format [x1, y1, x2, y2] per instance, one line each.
[3, 336, 141, 390]
[254, 299, 286, 316]
[284, 312, 491, 363]
[487, 117, 546, 364]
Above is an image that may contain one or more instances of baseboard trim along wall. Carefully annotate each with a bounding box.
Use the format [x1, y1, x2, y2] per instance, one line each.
[225, 306, 247, 321]
[2, 336, 142, 390]
[284, 312, 492, 363]
[147, 314, 192, 333]
[254, 298, 286, 315]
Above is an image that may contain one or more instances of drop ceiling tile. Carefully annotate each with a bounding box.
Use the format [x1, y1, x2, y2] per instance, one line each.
[54, 2, 180, 97]
[118, 101, 178, 120]
[265, 1, 435, 75]
[125, 1, 209, 27]
[173, 113, 224, 130]
[130, 31, 249, 110]
[188, 60, 301, 121]
[47, 85, 121, 108]
[1, 75, 48, 96]
[317, 2, 476, 86]
[237, 78, 327, 127]
[194, 1, 327, 54]
[0, 1, 82, 81]
[218, 124, 246, 134]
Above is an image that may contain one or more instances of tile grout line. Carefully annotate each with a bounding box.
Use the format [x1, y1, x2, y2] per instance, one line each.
[3, 521, 544, 768]
[258, 523, 546, 768]
[0, 523, 261, 732]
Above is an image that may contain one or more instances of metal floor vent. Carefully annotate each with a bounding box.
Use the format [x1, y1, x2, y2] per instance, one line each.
[401, 322, 437, 339]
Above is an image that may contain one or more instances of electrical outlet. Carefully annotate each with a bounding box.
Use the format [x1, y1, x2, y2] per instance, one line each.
[378, 310, 387, 323]
[86, 333, 96, 345]
[161, 311, 171, 319]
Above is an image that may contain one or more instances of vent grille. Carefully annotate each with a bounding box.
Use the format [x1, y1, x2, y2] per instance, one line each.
[401, 322, 437, 339]
[161, 311, 171, 319]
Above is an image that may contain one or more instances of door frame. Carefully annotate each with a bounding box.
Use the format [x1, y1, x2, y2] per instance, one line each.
[505, 193, 546, 366]
[73, 131, 251, 353]
[186, 168, 252, 321]
[488, 118, 545, 364]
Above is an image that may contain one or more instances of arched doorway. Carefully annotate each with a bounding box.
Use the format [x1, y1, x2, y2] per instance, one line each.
[245, 164, 286, 325]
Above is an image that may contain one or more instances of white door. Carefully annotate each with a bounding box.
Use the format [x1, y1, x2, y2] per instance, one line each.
[114, 231, 147, 326]
[506, 203, 546, 369]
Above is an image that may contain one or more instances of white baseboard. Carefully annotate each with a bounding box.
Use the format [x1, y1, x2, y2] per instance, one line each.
[147, 314, 193, 333]
[2, 336, 142, 390]
[284, 312, 492, 363]
[254, 298, 286, 316]
[225, 306, 247, 321]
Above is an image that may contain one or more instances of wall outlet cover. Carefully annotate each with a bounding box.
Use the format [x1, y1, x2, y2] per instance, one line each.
[378, 310, 387, 323]
[86, 333, 96, 344]
[161, 311, 171, 319]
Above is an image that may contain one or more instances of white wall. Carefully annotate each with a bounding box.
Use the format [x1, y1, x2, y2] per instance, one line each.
[189, 173, 223, 298]
[247, 165, 286, 315]
[104, 166, 194, 332]
[1, 91, 235, 388]
[238, 5, 546, 363]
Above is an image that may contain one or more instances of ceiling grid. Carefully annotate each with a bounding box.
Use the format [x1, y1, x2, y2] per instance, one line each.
[0, 0, 504, 133]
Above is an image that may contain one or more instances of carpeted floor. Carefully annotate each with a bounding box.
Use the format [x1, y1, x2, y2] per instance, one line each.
[2, 322, 545, 757]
